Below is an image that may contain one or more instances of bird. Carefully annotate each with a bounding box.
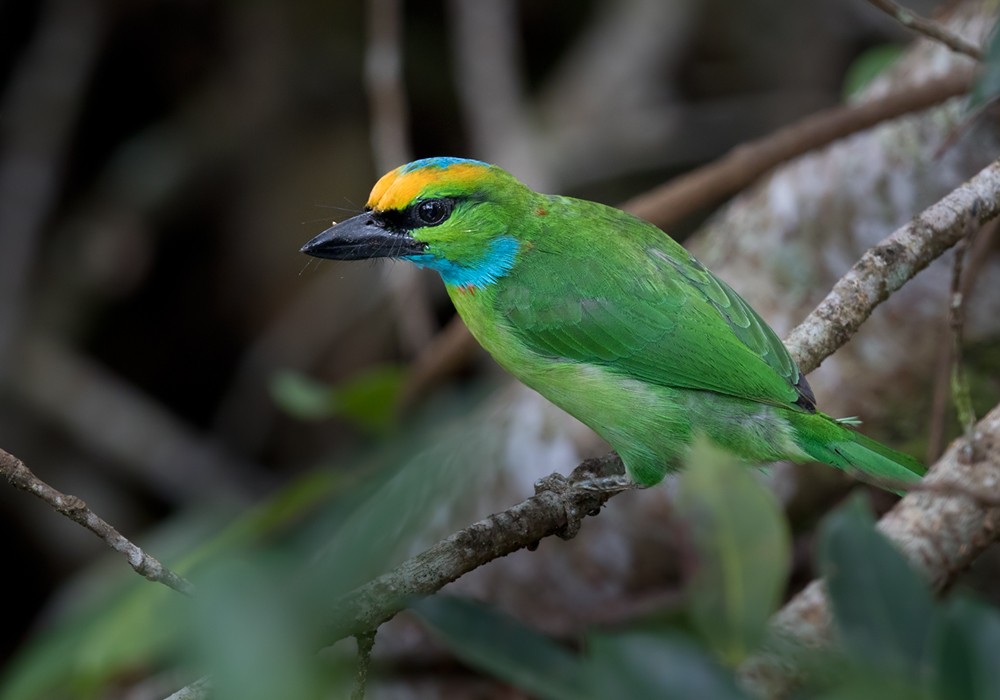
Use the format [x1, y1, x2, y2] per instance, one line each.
[300, 157, 924, 489]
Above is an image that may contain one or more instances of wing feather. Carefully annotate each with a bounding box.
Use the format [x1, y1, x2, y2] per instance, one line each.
[498, 207, 814, 411]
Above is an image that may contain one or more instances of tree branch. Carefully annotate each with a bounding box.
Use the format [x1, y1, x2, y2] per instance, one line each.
[324, 154, 1000, 646]
[866, 0, 984, 61]
[622, 70, 974, 229]
[0, 447, 194, 596]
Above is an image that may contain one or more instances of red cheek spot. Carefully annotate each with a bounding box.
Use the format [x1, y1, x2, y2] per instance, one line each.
[535, 206, 548, 216]
[463, 284, 477, 296]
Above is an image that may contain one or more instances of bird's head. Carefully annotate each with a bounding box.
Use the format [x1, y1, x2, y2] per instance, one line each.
[301, 157, 534, 289]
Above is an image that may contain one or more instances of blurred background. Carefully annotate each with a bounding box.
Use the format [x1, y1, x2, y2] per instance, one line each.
[2, 0, 998, 697]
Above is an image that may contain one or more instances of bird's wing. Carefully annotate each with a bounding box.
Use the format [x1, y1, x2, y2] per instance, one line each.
[498, 231, 815, 411]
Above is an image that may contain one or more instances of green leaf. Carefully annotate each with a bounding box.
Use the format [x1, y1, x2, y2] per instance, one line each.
[0, 470, 343, 700]
[812, 674, 929, 700]
[270, 365, 405, 434]
[675, 442, 791, 664]
[332, 365, 406, 434]
[270, 369, 338, 420]
[969, 20, 1000, 113]
[818, 495, 936, 679]
[587, 632, 751, 700]
[933, 596, 1000, 700]
[186, 556, 335, 700]
[843, 45, 904, 98]
[411, 596, 586, 700]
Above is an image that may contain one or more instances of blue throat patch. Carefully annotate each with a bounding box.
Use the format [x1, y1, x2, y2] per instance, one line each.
[404, 236, 519, 288]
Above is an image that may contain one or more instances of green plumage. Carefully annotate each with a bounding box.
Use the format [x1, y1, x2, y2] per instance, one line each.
[301, 158, 924, 488]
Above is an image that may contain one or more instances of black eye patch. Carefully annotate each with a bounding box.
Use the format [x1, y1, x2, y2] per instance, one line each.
[371, 197, 457, 232]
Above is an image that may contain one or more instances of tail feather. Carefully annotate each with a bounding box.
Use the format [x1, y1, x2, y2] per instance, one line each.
[786, 411, 925, 488]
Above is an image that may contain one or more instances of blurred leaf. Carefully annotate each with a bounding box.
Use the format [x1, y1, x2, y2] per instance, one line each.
[333, 365, 406, 433]
[0, 560, 187, 700]
[271, 369, 337, 420]
[0, 470, 342, 700]
[587, 632, 751, 700]
[270, 365, 405, 434]
[843, 45, 904, 98]
[813, 673, 929, 700]
[186, 555, 338, 700]
[675, 442, 791, 664]
[933, 596, 1000, 700]
[969, 20, 1000, 113]
[818, 495, 936, 679]
[411, 596, 586, 700]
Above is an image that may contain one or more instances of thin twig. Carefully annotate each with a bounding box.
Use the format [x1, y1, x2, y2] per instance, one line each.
[925, 219, 996, 461]
[623, 70, 974, 229]
[0, 448, 194, 596]
[950, 232, 979, 462]
[926, 331, 954, 463]
[866, 0, 984, 61]
[351, 631, 377, 700]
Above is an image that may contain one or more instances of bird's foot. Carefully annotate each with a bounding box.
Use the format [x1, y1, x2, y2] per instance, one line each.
[534, 473, 581, 540]
[573, 474, 638, 496]
[533, 471, 640, 541]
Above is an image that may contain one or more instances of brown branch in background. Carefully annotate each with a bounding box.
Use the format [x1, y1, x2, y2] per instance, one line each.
[364, 0, 436, 356]
[865, 0, 984, 61]
[0, 448, 194, 596]
[623, 70, 974, 229]
[0, 0, 104, 370]
[397, 314, 483, 410]
[364, 0, 410, 171]
[448, 0, 546, 188]
[214, 267, 395, 456]
[9, 334, 269, 501]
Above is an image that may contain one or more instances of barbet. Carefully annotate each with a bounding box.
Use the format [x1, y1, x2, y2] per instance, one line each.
[301, 157, 923, 488]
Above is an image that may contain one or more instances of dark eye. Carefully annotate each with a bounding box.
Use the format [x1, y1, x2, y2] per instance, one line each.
[414, 199, 452, 226]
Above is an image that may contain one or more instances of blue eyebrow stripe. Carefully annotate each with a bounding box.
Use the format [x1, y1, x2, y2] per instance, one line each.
[399, 157, 491, 173]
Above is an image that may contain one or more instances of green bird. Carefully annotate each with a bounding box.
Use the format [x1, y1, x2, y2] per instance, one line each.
[301, 157, 923, 488]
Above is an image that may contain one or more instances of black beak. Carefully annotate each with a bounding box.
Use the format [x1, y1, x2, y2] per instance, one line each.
[300, 212, 426, 260]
